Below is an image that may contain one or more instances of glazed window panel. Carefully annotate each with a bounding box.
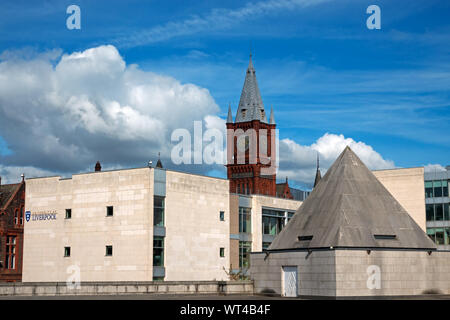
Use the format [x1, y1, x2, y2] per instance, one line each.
[425, 181, 433, 198]
[239, 241, 251, 269]
[435, 204, 444, 221]
[153, 236, 164, 266]
[153, 196, 165, 227]
[443, 180, 448, 197]
[433, 180, 442, 197]
[426, 204, 434, 221]
[435, 228, 445, 245]
[239, 207, 251, 233]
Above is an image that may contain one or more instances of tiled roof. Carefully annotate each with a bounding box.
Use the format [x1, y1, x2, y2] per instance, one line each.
[0, 183, 20, 209]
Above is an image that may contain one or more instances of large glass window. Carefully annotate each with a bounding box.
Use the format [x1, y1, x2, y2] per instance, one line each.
[153, 196, 165, 227]
[239, 241, 251, 269]
[262, 209, 285, 236]
[443, 180, 448, 197]
[239, 207, 251, 233]
[435, 204, 444, 221]
[427, 228, 450, 245]
[153, 236, 164, 266]
[445, 203, 450, 221]
[435, 228, 445, 245]
[433, 181, 443, 197]
[426, 204, 435, 221]
[425, 181, 433, 198]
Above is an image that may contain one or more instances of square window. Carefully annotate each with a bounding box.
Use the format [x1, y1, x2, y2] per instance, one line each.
[65, 209, 72, 219]
[220, 211, 225, 221]
[106, 245, 113, 256]
[220, 247, 225, 258]
[106, 206, 113, 217]
[64, 247, 71, 257]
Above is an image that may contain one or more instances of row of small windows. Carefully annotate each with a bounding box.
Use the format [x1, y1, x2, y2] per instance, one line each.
[64, 204, 226, 224]
[62, 243, 225, 260]
[425, 180, 449, 198]
[427, 228, 450, 246]
[426, 203, 450, 221]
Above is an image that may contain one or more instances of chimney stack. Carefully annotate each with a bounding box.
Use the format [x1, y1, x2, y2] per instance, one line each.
[95, 161, 102, 172]
[21, 174, 25, 182]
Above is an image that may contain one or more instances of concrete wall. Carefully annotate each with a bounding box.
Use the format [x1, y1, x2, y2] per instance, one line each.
[334, 249, 450, 297]
[251, 249, 450, 297]
[164, 171, 230, 281]
[23, 168, 154, 282]
[0, 281, 253, 296]
[250, 250, 336, 296]
[374, 167, 426, 231]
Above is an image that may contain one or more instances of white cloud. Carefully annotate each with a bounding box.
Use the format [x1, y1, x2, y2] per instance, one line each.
[279, 133, 395, 187]
[0, 45, 219, 180]
[0, 45, 396, 189]
[113, 0, 331, 48]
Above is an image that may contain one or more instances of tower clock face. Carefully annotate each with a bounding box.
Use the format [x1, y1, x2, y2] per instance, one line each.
[237, 135, 249, 152]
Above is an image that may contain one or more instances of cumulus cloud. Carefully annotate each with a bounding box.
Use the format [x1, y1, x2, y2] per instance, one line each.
[278, 133, 395, 187]
[0, 45, 396, 188]
[0, 45, 219, 181]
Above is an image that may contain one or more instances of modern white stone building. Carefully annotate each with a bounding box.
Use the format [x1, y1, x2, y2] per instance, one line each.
[22, 165, 305, 282]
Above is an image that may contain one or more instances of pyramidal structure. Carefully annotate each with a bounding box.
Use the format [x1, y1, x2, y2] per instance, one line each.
[269, 146, 436, 250]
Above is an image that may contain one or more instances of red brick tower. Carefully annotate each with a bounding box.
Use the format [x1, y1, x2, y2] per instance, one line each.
[226, 54, 277, 196]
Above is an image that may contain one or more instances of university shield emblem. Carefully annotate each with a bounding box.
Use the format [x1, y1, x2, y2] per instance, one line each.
[25, 211, 31, 222]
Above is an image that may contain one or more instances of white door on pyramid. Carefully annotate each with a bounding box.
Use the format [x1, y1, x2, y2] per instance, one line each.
[282, 266, 298, 297]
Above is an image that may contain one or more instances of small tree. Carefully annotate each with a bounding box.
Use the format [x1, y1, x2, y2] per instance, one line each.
[223, 265, 249, 281]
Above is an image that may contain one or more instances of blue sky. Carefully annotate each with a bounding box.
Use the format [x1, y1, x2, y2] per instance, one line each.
[0, 0, 449, 186]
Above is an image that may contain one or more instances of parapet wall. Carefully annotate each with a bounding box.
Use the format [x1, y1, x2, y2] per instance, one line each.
[0, 281, 254, 296]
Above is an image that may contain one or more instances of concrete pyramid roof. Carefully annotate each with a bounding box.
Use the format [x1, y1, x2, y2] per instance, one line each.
[235, 55, 268, 123]
[269, 146, 436, 250]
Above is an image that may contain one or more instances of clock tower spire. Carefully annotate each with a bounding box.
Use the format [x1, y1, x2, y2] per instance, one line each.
[226, 54, 277, 196]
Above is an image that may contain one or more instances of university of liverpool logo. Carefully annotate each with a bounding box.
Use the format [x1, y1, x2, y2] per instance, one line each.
[25, 211, 31, 222]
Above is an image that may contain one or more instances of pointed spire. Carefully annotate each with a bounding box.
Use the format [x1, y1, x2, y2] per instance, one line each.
[248, 51, 254, 70]
[227, 103, 233, 123]
[156, 152, 163, 168]
[235, 53, 268, 123]
[269, 105, 275, 124]
[313, 152, 321, 188]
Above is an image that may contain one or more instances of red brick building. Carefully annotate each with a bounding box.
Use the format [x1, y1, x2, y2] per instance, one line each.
[0, 176, 25, 282]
